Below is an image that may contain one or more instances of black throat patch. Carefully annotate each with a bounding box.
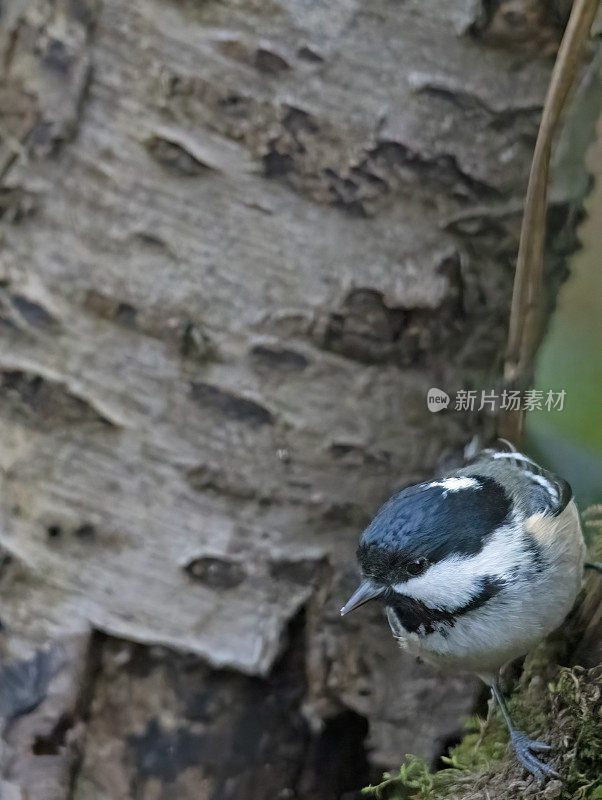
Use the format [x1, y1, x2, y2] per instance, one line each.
[387, 576, 505, 636]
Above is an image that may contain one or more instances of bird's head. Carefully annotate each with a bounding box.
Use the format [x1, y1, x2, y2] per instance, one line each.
[341, 474, 512, 617]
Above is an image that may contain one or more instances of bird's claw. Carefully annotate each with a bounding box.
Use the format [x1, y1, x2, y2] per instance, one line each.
[510, 731, 560, 784]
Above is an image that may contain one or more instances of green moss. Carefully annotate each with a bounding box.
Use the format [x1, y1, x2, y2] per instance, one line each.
[551, 668, 602, 800]
[363, 715, 509, 800]
[364, 664, 602, 800]
[362, 754, 435, 799]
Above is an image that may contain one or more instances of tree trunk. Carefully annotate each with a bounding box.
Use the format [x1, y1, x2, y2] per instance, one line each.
[0, 1, 585, 798]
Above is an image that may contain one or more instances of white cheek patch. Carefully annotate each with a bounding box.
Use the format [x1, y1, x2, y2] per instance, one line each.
[427, 477, 481, 494]
[391, 521, 523, 611]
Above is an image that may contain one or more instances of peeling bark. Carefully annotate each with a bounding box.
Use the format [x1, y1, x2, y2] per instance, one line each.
[0, 0, 588, 797]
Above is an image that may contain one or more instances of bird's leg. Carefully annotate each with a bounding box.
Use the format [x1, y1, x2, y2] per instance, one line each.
[491, 680, 559, 783]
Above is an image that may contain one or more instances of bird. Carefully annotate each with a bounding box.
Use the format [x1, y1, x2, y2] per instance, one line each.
[340, 445, 587, 782]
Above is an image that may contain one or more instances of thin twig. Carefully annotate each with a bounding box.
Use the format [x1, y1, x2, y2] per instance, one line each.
[499, 0, 601, 444]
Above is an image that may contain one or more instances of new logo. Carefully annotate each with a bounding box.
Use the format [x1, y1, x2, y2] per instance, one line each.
[427, 387, 450, 412]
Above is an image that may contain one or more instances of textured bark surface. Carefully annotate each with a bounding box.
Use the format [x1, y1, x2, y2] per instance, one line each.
[0, 0, 584, 798]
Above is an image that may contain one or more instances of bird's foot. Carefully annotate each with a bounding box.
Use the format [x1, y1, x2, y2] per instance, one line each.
[510, 731, 559, 784]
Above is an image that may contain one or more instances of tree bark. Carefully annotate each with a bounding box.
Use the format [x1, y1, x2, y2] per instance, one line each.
[0, 1, 586, 798]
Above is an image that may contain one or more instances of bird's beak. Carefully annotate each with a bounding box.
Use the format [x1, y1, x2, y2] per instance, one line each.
[340, 581, 385, 616]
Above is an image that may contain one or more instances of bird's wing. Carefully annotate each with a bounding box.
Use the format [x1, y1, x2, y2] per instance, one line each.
[484, 449, 572, 517]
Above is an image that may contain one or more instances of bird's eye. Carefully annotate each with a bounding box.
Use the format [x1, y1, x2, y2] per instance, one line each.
[407, 557, 428, 577]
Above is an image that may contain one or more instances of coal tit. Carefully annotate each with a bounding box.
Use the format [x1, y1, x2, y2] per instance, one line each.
[341, 446, 586, 781]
